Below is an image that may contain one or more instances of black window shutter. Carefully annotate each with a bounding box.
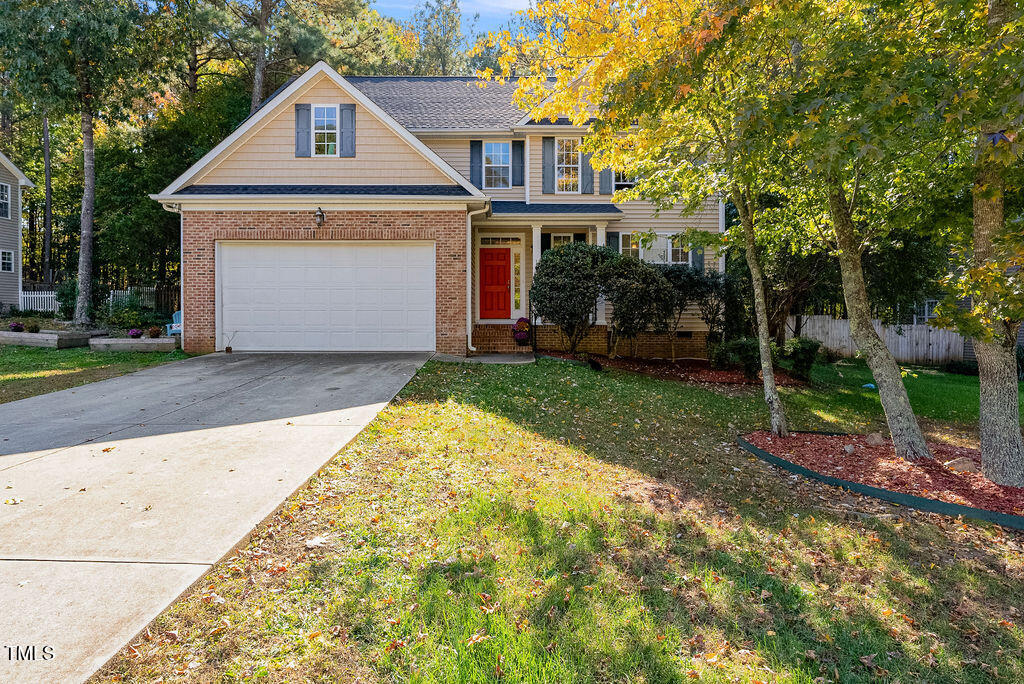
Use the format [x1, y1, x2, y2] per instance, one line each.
[606, 231, 620, 251]
[339, 103, 355, 157]
[692, 246, 705, 271]
[599, 168, 613, 194]
[540, 233, 551, 253]
[541, 137, 555, 194]
[469, 140, 483, 187]
[580, 152, 594, 194]
[573, 233, 587, 243]
[511, 140, 524, 186]
[295, 103, 311, 157]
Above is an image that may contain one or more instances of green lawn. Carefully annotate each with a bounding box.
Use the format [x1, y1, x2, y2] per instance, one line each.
[781, 359, 1024, 434]
[96, 358, 1024, 683]
[0, 345, 188, 404]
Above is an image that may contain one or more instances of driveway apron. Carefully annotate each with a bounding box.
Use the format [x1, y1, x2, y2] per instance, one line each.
[0, 352, 427, 682]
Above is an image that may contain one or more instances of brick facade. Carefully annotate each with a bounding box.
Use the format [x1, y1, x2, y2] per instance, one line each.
[181, 208, 467, 354]
[472, 323, 709, 359]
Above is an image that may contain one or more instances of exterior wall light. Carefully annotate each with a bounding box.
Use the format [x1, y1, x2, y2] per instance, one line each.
[314, 207, 326, 226]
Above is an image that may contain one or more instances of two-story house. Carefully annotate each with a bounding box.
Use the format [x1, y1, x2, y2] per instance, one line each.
[0, 151, 33, 312]
[154, 61, 723, 356]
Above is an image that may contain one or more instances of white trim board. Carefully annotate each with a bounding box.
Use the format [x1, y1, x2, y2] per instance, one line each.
[0, 150, 34, 187]
[160, 62, 484, 199]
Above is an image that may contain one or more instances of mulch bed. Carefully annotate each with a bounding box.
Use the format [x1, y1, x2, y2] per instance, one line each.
[745, 431, 1024, 516]
[540, 351, 804, 386]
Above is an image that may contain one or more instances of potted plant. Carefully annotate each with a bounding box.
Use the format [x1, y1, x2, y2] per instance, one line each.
[8, 321, 24, 332]
[511, 317, 531, 347]
[128, 328, 144, 339]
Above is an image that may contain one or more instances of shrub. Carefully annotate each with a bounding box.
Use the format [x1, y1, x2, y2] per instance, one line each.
[601, 257, 673, 357]
[654, 264, 704, 361]
[711, 337, 762, 380]
[25, 322, 40, 333]
[530, 242, 619, 353]
[8, 321, 25, 332]
[945, 360, 979, 376]
[783, 337, 821, 380]
[103, 294, 145, 330]
[147, 326, 162, 339]
[1017, 344, 1024, 382]
[55, 280, 77, 319]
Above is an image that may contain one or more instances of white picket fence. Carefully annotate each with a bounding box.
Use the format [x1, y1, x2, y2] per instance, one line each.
[787, 315, 965, 365]
[19, 290, 59, 313]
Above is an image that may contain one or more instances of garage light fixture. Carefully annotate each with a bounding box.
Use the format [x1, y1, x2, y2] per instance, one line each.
[314, 207, 326, 226]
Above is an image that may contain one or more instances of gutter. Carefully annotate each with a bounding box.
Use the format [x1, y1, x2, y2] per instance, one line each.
[465, 204, 490, 353]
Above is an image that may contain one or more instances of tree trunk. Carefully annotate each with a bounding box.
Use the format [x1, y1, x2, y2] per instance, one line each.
[27, 201, 37, 281]
[733, 187, 788, 437]
[972, 136, 1024, 486]
[73, 104, 95, 325]
[827, 182, 931, 460]
[42, 114, 53, 284]
[249, 46, 266, 113]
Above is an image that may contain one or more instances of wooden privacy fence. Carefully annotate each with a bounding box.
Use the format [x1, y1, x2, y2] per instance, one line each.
[786, 315, 965, 365]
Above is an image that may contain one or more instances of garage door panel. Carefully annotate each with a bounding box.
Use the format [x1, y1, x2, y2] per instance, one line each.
[218, 242, 436, 352]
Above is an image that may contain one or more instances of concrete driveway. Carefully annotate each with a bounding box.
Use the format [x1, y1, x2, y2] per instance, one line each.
[0, 352, 428, 682]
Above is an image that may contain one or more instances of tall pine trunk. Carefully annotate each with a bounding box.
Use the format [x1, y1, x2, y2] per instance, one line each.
[972, 143, 1024, 486]
[732, 187, 788, 437]
[73, 104, 95, 325]
[827, 182, 931, 460]
[249, 46, 266, 113]
[42, 113, 53, 284]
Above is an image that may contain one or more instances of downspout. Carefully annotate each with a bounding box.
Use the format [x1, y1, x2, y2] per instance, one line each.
[466, 204, 489, 353]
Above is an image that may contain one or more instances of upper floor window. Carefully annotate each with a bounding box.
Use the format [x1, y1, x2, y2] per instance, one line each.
[1, 250, 12, 272]
[313, 105, 338, 156]
[484, 142, 511, 189]
[614, 171, 635, 191]
[0, 183, 9, 219]
[556, 138, 579, 193]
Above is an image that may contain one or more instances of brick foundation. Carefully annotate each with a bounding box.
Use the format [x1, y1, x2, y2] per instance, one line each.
[471, 323, 708, 359]
[181, 208, 467, 354]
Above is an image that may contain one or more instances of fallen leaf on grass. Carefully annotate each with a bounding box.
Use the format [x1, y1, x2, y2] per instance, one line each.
[467, 631, 491, 646]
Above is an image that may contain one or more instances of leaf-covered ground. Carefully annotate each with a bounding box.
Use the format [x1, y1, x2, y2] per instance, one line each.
[96, 358, 1024, 683]
[0, 345, 189, 404]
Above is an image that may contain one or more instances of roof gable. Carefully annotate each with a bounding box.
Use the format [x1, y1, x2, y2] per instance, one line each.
[160, 62, 482, 197]
[0, 150, 34, 187]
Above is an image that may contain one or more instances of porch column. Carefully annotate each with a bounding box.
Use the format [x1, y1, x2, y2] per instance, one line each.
[595, 222, 608, 325]
[531, 224, 542, 271]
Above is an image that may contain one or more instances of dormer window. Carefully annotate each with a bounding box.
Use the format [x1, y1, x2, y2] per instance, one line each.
[313, 105, 339, 156]
[483, 142, 511, 189]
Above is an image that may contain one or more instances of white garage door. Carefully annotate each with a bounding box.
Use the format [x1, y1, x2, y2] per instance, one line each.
[217, 242, 435, 352]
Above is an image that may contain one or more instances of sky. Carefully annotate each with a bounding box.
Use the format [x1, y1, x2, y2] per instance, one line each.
[372, 0, 532, 34]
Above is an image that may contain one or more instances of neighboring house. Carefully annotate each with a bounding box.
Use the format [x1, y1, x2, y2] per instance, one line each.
[0, 151, 34, 313]
[153, 61, 723, 357]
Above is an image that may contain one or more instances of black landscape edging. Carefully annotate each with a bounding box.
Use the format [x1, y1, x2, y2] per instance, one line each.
[737, 435, 1024, 531]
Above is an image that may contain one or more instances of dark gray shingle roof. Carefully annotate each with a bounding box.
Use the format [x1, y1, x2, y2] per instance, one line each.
[491, 201, 622, 215]
[178, 184, 471, 196]
[345, 77, 527, 130]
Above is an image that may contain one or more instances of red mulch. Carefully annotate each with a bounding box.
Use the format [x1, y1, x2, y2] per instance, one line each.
[745, 431, 1024, 517]
[541, 351, 804, 386]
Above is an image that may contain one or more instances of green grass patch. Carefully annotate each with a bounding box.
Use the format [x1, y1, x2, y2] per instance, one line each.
[0, 345, 188, 403]
[97, 358, 1024, 683]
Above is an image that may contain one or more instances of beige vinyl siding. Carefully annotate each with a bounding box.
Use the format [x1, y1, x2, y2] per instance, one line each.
[0, 164, 19, 308]
[196, 74, 452, 186]
[421, 137, 526, 201]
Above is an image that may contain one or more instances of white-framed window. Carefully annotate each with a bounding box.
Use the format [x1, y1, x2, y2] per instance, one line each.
[480, 236, 521, 245]
[483, 141, 511, 189]
[555, 138, 579, 193]
[551, 233, 574, 248]
[621, 232, 701, 267]
[0, 250, 13, 273]
[0, 183, 9, 219]
[313, 105, 339, 156]
[614, 171, 635, 191]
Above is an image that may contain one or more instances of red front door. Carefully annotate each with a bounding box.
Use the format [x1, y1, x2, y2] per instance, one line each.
[480, 248, 511, 319]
